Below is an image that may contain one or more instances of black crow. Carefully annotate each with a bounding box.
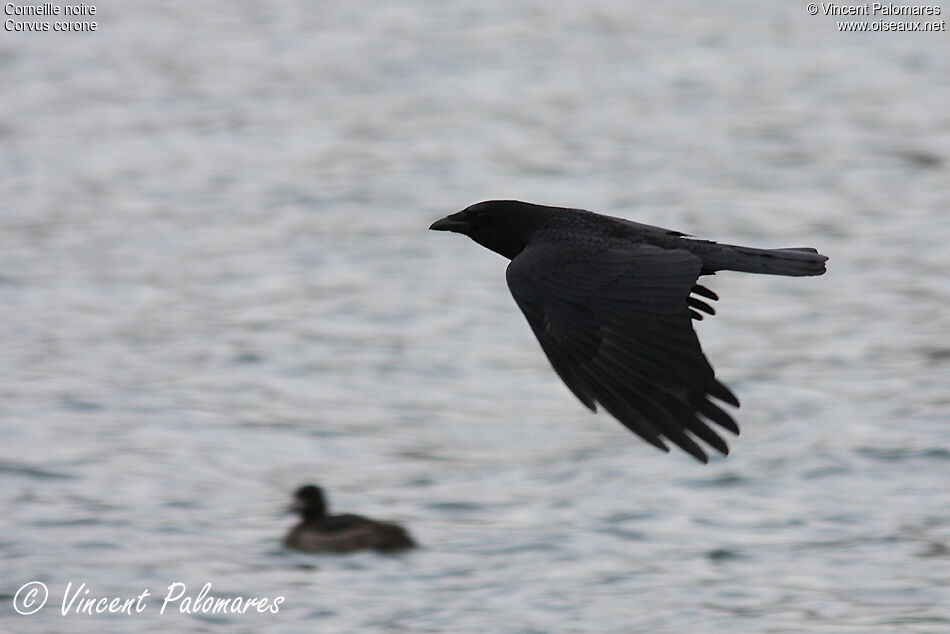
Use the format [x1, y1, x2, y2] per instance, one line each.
[430, 200, 828, 463]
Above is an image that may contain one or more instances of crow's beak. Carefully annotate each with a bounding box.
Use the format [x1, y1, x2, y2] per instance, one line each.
[429, 212, 469, 233]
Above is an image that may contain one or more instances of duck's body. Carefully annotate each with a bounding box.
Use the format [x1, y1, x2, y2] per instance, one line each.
[284, 485, 415, 553]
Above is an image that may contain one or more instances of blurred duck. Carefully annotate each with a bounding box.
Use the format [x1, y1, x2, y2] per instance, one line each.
[284, 484, 416, 553]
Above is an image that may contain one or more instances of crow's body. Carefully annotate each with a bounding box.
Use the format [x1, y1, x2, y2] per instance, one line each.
[430, 200, 827, 462]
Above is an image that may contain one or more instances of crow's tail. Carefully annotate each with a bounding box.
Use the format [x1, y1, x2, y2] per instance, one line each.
[701, 244, 828, 277]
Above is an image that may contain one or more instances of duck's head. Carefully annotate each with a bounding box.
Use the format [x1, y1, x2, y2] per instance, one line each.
[292, 484, 327, 521]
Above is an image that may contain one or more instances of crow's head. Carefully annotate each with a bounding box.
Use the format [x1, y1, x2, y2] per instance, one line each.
[429, 200, 549, 260]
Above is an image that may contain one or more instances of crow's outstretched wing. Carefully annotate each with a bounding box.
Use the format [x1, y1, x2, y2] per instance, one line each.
[505, 242, 740, 462]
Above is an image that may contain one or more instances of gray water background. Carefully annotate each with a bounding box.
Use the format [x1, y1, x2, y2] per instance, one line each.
[1, 2, 950, 632]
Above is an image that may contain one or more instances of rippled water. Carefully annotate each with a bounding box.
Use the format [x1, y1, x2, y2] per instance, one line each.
[2, 2, 950, 632]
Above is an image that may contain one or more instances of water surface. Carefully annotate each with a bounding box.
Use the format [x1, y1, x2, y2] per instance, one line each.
[1, 2, 949, 632]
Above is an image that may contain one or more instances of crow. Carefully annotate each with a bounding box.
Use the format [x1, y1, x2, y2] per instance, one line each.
[430, 200, 828, 463]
